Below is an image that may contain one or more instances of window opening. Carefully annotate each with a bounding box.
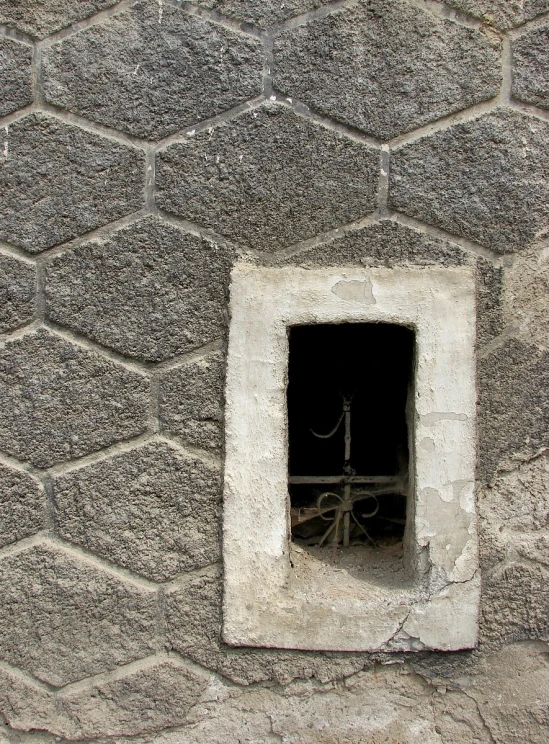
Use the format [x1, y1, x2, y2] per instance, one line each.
[287, 323, 415, 572]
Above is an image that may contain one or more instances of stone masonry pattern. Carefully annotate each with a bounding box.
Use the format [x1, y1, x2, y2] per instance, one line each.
[0, 0, 548, 742]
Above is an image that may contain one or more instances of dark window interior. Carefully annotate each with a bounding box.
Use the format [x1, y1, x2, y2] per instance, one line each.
[287, 323, 414, 551]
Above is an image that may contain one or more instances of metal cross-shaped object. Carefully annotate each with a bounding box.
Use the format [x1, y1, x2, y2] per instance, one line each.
[289, 394, 405, 548]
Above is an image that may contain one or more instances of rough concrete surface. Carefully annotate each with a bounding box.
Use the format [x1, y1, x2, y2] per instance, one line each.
[45, 217, 233, 362]
[390, 110, 549, 253]
[0, 543, 157, 686]
[53, 441, 222, 582]
[503, 241, 549, 349]
[149, 642, 549, 744]
[478, 454, 549, 571]
[0, 254, 35, 334]
[443, 0, 549, 28]
[512, 23, 549, 110]
[0, 329, 149, 468]
[156, 103, 379, 251]
[0, 114, 144, 252]
[477, 338, 549, 481]
[0, 658, 213, 740]
[56, 658, 214, 738]
[195, 0, 332, 28]
[160, 350, 226, 451]
[274, 219, 467, 268]
[0, 465, 43, 548]
[42, 1, 263, 140]
[0, 0, 118, 38]
[0, 37, 33, 118]
[273, 0, 501, 140]
[481, 562, 549, 649]
[476, 257, 503, 348]
[165, 565, 374, 686]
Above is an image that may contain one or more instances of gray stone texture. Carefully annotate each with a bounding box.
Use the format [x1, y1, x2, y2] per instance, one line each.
[45, 218, 233, 362]
[477, 458, 549, 656]
[53, 442, 222, 582]
[273, 219, 466, 268]
[42, 2, 263, 140]
[196, 0, 332, 28]
[140, 643, 549, 744]
[56, 659, 213, 738]
[0, 254, 35, 333]
[476, 258, 503, 348]
[0, 465, 43, 548]
[462, 642, 549, 744]
[503, 242, 549, 349]
[0, 0, 118, 39]
[443, 0, 549, 29]
[0, 329, 149, 468]
[156, 104, 379, 251]
[481, 562, 549, 648]
[478, 455, 549, 572]
[165, 565, 374, 686]
[160, 350, 225, 451]
[0, 659, 212, 740]
[512, 24, 549, 110]
[0, 543, 157, 686]
[0, 667, 66, 737]
[273, 0, 501, 140]
[0, 37, 32, 117]
[390, 110, 549, 253]
[0, 114, 144, 252]
[478, 339, 549, 482]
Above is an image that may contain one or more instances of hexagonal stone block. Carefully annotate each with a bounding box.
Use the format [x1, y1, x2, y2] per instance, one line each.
[0, 37, 32, 117]
[390, 110, 549, 253]
[442, 0, 549, 29]
[273, 0, 501, 140]
[42, 2, 263, 140]
[57, 659, 213, 737]
[45, 217, 233, 362]
[156, 104, 379, 251]
[512, 24, 549, 110]
[0, 114, 144, 253]
[0, 328, 149, 468]
[273, 220, 467, 269]
[0, 253, 35, 333]
[53, 442, 222, 582]
[160, 350, 225, 451]
[0, 543, 157, 686]
[0, 465, 44, 548]
[478, 339, 549, 481]
[195, 0, 332, 28]
[0, 0, 118, 39]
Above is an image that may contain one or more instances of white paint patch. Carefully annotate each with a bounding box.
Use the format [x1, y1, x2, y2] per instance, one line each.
[331, 277, 375, 304]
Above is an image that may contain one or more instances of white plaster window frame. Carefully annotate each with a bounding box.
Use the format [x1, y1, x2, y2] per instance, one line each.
[222, 263, 479, 652]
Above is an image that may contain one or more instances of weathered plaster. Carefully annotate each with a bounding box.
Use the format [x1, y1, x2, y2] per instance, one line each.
[223, 264, 478, 652]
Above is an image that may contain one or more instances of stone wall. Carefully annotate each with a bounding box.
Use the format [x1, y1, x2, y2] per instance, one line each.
[0, 0, 548, 742]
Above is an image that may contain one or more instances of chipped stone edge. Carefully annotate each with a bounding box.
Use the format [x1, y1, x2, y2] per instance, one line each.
[222, 262, 478, 652]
